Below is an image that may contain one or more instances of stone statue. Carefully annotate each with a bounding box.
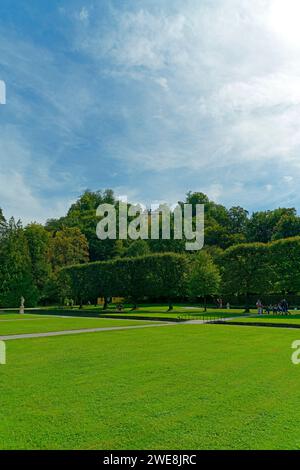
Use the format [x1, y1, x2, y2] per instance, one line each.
[19, 296, 25, 314]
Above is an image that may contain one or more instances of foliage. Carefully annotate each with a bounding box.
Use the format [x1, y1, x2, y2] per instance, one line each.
[25, 223, 51, 292]
[126, 239, 151, 257]
[219, 242, 274, 306]
[62, 253, 189, 306]
[0, 218, 38, 307]
[48, 227, 89, 272]
[2, 188, 300, 306]
[269, 237, 300, 294]
[188, 251, 221, 301]
[46, 189, 124, 261]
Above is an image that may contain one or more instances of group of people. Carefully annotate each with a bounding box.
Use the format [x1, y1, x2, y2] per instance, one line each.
[256, 299, 289, 315]
[216, 297, 290, 315]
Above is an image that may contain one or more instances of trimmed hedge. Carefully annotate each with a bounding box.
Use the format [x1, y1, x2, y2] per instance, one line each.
[60, 253, 188, 305]
[219, 236, 300, 305]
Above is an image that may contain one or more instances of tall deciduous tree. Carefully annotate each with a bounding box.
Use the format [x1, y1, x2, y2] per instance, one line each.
[49, 227, 89, 272]
[272, 215, 300, 240]
[46, 189, 124, 261]
[247, 208, 296, 243]
[188, 251, 221, 311]
[220, 243, 274, 312]
[269, 237, 300, 295]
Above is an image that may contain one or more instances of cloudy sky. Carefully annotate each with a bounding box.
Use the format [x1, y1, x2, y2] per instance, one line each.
[1, 0, 300, 223]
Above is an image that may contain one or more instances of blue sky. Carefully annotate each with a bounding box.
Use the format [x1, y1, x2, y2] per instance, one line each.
[1, 0, 300, 223]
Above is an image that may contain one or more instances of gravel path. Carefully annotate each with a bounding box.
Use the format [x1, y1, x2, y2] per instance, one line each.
[0, 316, 249, 341]
[0, 322, 176, 341]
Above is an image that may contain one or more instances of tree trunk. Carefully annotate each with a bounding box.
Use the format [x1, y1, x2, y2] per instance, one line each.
[167, 302, 173, 312]
[103, 297, 108, 311]
[203, 296, 207, 312]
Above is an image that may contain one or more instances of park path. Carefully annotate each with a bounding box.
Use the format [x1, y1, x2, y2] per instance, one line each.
[0, 317, 221, 341]
[183, 317, 245, 324]
[0, 316, 249, 341]
[0, 321, 178, 341]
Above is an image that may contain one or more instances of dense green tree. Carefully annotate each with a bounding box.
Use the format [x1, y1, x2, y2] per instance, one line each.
[272, 214, 300, 240]
[42, 273, 62, 305]
[185, 192, 229, 226]
[204, 220, 232, 249]
[126, 240, 151, 257]
[269, 237, 300, 294]
[184, 192, 241, 249]
[0, 218, 38, 307]
[48, 227, 89, 272]
[247, 208, 296, 243]
[3, 189, 300, 309]
[0, 208, 5, 233]
[25, 224, 51, 293]
[46, 189, 124, 261]
[67, 189, 115, 215]
[188, 251, 221, 311]
[228, 206, 249, 235]
[219, 242, 274, 311]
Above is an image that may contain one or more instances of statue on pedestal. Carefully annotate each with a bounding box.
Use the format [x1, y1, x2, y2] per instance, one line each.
[19, 296, 25, 314]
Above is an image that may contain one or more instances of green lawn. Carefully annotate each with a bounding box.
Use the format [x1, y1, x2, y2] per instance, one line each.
[101, 311, 244, 321]
[14, 305, 249, 321]
[4, 304, 257, 314]
[227, 314, 300, 325]
[1, 323, 300, 449]
[100, 305, 253, 316]
[0, 313, 54, 320]
[0, 315, 156, 336]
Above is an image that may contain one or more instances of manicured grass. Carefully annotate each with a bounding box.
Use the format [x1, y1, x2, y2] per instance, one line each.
[1, 324, 300, 449]
[0, 315, 156, 336]
[0, 305, 248, 325]
[103, 305, 251, 315]
[0, 313, 54, 320]
[227, 314, 300, 325]
[100, 307, 247, 322]
[6, 305, 257, 315]
[100, 311, 244, 320]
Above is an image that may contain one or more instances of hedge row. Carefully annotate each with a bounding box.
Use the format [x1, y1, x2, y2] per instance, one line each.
[219, 236, 300, 298]
[60, 253, 188, 307]
[61, 236, 300, 309]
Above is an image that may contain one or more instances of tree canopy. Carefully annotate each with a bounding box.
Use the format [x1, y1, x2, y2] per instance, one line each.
[2, 188, 300, 307]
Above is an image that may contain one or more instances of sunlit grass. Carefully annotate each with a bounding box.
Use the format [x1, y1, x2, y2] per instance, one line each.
[1, 324, 300, 449]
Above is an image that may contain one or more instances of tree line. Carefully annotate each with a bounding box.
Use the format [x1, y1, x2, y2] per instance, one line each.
[61, 237, 300, 310]
[61, 251, 220, 311]
[1, 189, 300, 307]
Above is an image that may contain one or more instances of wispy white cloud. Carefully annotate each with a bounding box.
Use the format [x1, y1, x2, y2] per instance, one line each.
[0, 127, 73, 223]
[71, 0, 300, 208]
[2, 0, 300, 222]
[0, 29, 94, 222]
